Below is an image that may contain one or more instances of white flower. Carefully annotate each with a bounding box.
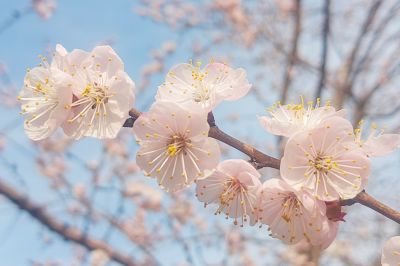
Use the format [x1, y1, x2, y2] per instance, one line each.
[258, 98, 345, 138]
[133, 101, 220, 192]
[382, 236, 400, 266]
[355, 120, 400, 157]
[195, 159, 261, 226]
[18, 65, 73, 140]
[156, 62, 251, 112]
[280, 116, 371, 201]
[61, 45, 135, 139]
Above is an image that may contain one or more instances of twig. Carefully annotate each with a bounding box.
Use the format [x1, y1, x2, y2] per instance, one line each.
[342, 191, 400, 224]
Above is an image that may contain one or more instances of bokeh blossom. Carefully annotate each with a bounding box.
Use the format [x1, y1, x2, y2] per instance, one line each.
[280, 116, 370, 201]
[32, 0, 57, 20]
[196, 159, 261, 226]
[382, 236, 400, 266]
[156, 62, 251, 112]
[133, 101, 220, 192]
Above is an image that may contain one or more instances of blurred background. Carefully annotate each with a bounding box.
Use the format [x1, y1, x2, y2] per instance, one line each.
[0, 0, 400, 265]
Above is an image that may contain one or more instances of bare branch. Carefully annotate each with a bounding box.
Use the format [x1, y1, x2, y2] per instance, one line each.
[281, 0, 302, 103]
[315, 0, 330, 100]
[0, 179, 137, 266]
[334, 0, 382, 108]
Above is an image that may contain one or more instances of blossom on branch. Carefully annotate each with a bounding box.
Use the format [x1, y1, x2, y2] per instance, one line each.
[133, 101, 220, 192]
[156, 62, 251, 112]
[195, 159, 261, 226]
[280, 116, 371, 201]
[258, 98, 345, 138]
[382, 236, 400, 266]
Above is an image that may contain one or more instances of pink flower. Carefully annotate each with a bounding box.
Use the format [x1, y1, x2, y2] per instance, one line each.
[281, 116, 370, 201]
[382, 236, 400, 266]
[32, 0, 56, 20]
[355, 121, 400, 157]
[258, 98, 345, 138]
[60, 45, 135, 139]
[18, 65, 73, 140]
[156, 62, 251, 112]
[256, 178, 330, 246]
[133, 101, 220, 192]
[195, 159, 261, 226]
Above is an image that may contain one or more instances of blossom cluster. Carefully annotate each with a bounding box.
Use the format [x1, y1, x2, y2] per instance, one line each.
[133, 61, 251, 191]
[19, 45, 400, 254]
[196, 97, 399, 248]
[18, 44, 135, 140]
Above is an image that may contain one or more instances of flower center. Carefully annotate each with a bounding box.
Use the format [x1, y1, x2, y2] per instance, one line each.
[312, 155, 334, 172]
[166, 135, 190, 157]
[281, 193, 302, 223]
[67, 81, 113, 124]
[81, 82, 109, 106]
[217, 177, 250, 225]
[220, 178, 244, 204]
[191, 68, 211, 103]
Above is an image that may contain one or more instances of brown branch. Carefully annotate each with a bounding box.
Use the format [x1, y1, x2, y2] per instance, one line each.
[334, 0, 382, 108]
[125, 108, 400, 224]
[0, 178, 137, 266]
[342, 191, 400, 224]
[315, 0, 330, 100]
[280, 0, 302, 104]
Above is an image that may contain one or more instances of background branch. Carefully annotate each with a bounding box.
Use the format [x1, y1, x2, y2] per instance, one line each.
[0, 178, 137, 266]
[315, 0, 330, 100]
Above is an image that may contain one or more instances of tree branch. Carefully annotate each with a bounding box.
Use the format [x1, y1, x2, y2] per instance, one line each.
[342, 191, 400, 224]
[280, 0, 302, 104]
[315, 0, 330, 100]
[334, 0, 382, 108]
[0, 178, 137, 266]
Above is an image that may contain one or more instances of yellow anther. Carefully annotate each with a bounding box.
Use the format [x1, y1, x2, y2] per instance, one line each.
[167, 144, 178, 156]
[82, 84, 92, 96]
